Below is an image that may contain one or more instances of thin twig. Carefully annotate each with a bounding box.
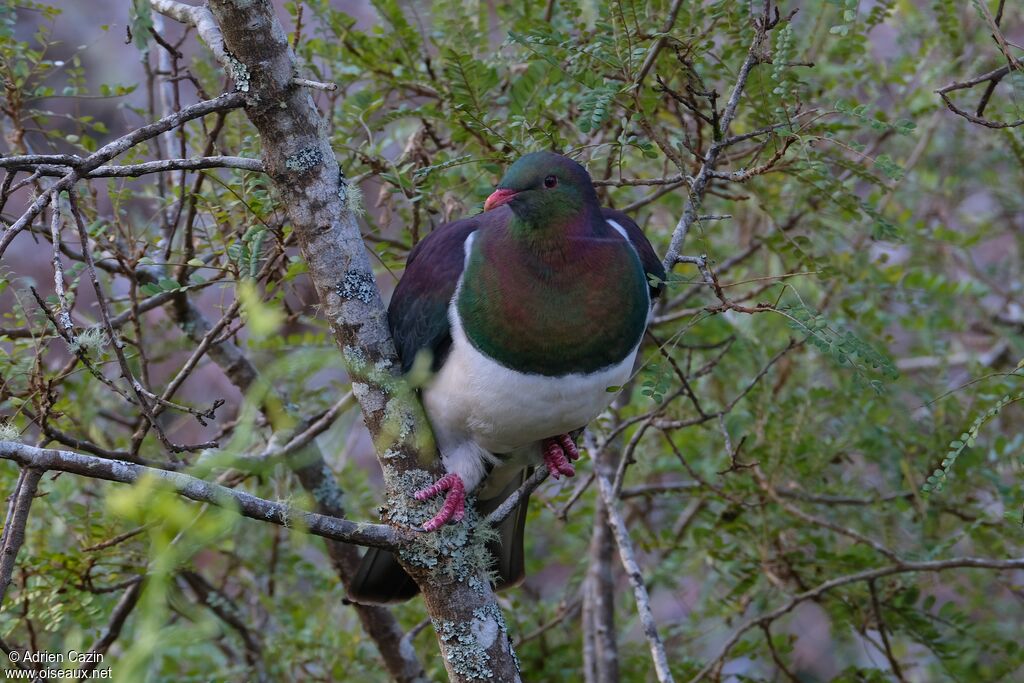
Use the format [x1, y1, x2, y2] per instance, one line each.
[662, 5, 782, 271]
[687, 555, 1024, 682]
[68, 191, 216, 454]
[868, 579, 907, 682]
[77, 580, 144, 673]
[0, 92, 245, 258]
[485, 467, 549, 526]
[596, 473, 675, 683]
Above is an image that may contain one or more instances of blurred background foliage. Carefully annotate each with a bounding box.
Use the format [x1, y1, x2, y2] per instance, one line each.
[1, 0, 1023, 680]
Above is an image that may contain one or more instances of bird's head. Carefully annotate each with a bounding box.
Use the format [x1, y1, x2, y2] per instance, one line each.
[484, 151, 599, 226]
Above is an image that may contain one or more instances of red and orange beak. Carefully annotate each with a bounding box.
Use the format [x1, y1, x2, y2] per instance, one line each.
[483, 188, 518, 212]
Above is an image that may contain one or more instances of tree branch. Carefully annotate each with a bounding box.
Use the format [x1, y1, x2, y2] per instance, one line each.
[150, 0, 231, 68]
[0, 441, 401, 550]
[0, 155, 264, 178]
[0, 91, 245, 258]
[0, 467, 42, 606]
[596, 473, 675, 683]
[661, 5, 780, 271]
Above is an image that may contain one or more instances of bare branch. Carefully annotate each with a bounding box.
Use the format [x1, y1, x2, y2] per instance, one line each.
[0, 467, 43, 606]
[596, 474, 675, 683]
[292, 77, 338, 92]
[77, 580, 144, 673]
[0, 92, 245, 258]
[634, 0, 686, 86]
[150, 0, 231, 68]
[661, 5, 781, 271]
[868, 579, 907, 682]
[485, 467, 549, 527]
[67, 191, 216, 454]
[0, 155, 264, 177]
[936, 63, 1024, 129]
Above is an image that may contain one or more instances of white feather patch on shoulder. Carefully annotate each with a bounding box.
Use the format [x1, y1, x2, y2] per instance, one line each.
[606, 218, 630, 241]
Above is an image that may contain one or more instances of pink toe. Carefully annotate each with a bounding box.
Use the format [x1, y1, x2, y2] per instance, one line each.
[558, 434, 581, 461]
[543, 439, 576, 479]
[417, 473, 466, 532]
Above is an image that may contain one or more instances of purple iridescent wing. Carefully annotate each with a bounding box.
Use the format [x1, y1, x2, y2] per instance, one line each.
[388, 210, 506, 373]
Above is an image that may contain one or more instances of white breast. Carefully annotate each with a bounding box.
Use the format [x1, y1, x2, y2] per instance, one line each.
[423, 309, 636, 457]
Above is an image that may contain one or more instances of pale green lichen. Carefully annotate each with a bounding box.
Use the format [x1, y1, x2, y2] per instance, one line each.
[339, 180, 365, 217]
[382, 400, 417, 444]
[225, 52, 250, 93]
[311, 465, 345, 512]
[350, 381, 383, 413]
[68, 327, 109, 355]
[342, 345, 368, 371]
[0, 423, 20, 442]
[273, 497, 295, 526]
[285, 145, 323, 172]
[337, 269, 376, 304]
[470, 604, 503, 650]
[432, 618, 493, 680]
[393, 485, 498, 584]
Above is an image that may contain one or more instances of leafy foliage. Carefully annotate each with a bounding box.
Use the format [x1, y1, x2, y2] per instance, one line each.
[1, 0, 1022, 681]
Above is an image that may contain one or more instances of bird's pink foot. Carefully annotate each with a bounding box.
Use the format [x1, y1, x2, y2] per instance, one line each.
[542, 434, 579, 479]
[557, 434, 580, 461]
[413, 473, 466, 532]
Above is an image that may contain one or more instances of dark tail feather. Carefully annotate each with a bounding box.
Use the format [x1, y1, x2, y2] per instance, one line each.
[347, 545, 420, 604]
[346, 469, 532, 605]
[478, 468, 531, 591]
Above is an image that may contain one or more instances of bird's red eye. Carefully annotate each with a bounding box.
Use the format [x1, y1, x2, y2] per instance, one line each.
[544, 175, 557, 188]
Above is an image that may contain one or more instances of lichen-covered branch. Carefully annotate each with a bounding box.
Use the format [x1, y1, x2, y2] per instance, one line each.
[0, 441, 400, 550]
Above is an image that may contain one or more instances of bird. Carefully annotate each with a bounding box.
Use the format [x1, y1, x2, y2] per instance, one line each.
[349, 151, 665, 603]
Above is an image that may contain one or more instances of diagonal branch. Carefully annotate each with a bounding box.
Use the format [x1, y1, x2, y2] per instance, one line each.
[662, 4, 782, 271]
[0, 467, 43, 606]
[596, 473, 675, 683]
[150, 0, 231, 67]
[76, 580, 144, 673]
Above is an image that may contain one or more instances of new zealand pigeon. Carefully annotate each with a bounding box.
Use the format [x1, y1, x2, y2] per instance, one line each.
[349, 151, 665, 603]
